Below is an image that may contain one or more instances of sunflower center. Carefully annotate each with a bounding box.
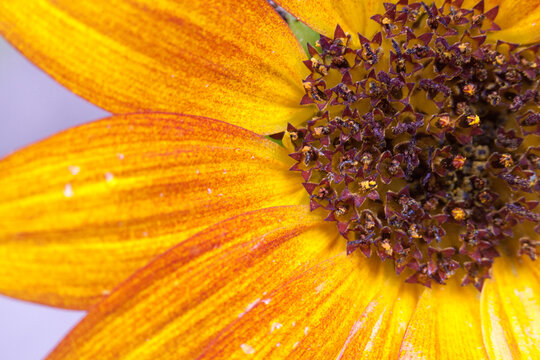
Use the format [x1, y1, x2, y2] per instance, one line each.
[287, 0, 539, 290]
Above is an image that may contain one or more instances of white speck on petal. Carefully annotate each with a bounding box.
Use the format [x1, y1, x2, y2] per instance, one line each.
[276, 343, 281, 347]
[117, 153, 124, 160]
[293, 342, 299, 348]
[67, 166, 80, 175]
[63, 184, 73, 197]
[241, 343, 255, 355]
[239, 298, 260, 318]
[196, 169, 200, 175]
[292, 321, 296, 327]
[261, 298, 271, 305]
[223, 169, 227, 174]
[270, 322, 282, 333]
[399, 321, 407, 332]
[104, 172, 114, 182]
[207, 188, 212, 194]
[304, 327, 309, 336]
[315, 282, 325, 293]
[205, 83, 209, 88]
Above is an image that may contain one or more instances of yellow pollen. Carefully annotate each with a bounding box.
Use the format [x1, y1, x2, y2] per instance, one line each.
[458, 42, 470, 53]
[310, 57, 328, 75]
[478, 191, 491, 204]
[463, 84, 476, 96]
[313, 126, 326, 137]
[335, 206, 347, 216]
[452, 155, 466, 169]
[381, 240, 393, 255]
[466, 114, 480, 126]
[499, 154, 513, 168]
[436, 115, 452, 128]
[409, 224, 422, 239]
[451, 208, 467, 221]
[289, 131, 298, 141]
[359, 180, 377, 191]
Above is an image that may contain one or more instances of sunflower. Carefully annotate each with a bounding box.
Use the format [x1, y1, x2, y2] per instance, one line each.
[1, 0, 539, 358]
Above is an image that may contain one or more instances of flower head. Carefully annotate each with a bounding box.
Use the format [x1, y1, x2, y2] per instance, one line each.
[0, 0, 539, 359]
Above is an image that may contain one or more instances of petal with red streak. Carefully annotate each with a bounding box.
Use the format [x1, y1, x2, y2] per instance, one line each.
[46, 206, 385, 359]
[0, 0, 313, 134]
[0, 113, 305, 309]
[197, 252, 384, 359]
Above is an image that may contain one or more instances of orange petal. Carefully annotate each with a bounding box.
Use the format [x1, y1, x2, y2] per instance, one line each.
[0, 113, 305, 309]
[338, 282, 420, 359]
[481, 256, 540, 360]
[47, 206, 386, 359]
[398, 282, 489, 359]
[197, 253, 384, 359]
[276, 0, 385, 39]
[0, 0, 312, 134]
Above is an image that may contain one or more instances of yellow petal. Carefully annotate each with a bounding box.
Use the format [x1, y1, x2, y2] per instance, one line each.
[338, 282, 420, 359]
[485, 0, 540, 28]
[481, 256, 540, 360]
[0, 113, 305, 309]
[46, 206, 383, 359]
[398, 282, 489, 359]
[0, 0, 313, 134]
[276, 0, 385, 39]
[489, 11, 540, 44]
[458, 0, 540, 43]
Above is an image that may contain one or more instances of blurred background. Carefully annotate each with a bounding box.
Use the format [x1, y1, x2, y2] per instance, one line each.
[0, 37, 107, 360]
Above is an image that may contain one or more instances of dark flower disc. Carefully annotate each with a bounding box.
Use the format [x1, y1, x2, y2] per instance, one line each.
[287, 0, 539, 290]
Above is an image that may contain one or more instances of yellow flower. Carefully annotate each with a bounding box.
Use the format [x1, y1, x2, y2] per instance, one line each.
[0, 0, 539, 359]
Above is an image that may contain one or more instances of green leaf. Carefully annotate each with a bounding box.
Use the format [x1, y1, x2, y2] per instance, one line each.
[285, 13, 320, 56]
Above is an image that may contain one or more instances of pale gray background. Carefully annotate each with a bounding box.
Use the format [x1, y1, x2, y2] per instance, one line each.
[0, 37, 108, 360]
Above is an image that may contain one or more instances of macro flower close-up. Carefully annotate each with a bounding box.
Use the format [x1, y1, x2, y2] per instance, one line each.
[0, 0, 539, 358]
